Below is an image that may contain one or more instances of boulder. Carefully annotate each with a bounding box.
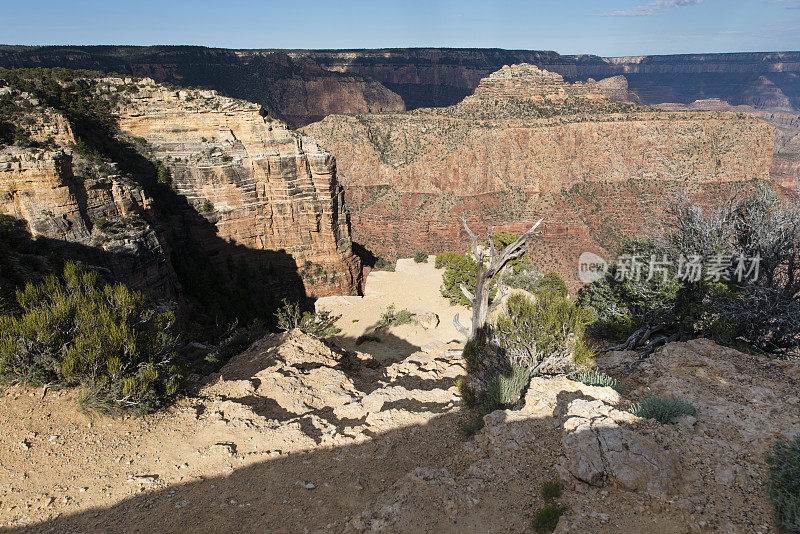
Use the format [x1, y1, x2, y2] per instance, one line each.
[560, 398, 677, 496]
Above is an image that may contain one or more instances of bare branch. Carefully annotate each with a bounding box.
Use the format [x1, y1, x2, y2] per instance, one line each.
[460, 216, 480, 260]
[459, 283, 475, 302]
[453, 313, 469, 336]
[488, 226, 497, 262]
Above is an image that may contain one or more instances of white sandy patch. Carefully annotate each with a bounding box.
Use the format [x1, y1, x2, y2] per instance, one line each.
[316, 257, 469, 360]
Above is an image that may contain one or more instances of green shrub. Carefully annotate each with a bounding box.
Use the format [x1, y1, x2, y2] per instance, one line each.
[190, 319, 266, 376]
[531, 504, 564, 533]
[489, 292, 593, 371]
[435, 252, 463, 269]
[413, 251, 428, 263]
[202, 199, 214, 213]
[766, 435, 800, 533]
[484, 365, 532, 407]
[541, 480, 562, 501]
[440, 253, 499, 307]
[504, 269, 568, 298]
[572, 369, 618, 390]
[578, 189, 800, 356]
[577, 239, 683, 341]
[0, 263, 179, 413]
[355, 333, 381, 345]
[630, 393, 696, 424]
[374, 257, 395, 272]
[379, 304, 415, 327]
[275, 300, 341, 338]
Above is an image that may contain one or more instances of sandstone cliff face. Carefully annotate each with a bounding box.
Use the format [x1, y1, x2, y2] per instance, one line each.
[0, 88, 179, 298]
[110, 78, 361, 297]
[0, 48, 405, 127]
[303, 64, 773, 279]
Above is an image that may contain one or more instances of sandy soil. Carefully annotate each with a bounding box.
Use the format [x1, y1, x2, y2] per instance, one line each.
[316, 258, 470, 360]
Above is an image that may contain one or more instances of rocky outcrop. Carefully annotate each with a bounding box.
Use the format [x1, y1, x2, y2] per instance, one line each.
[0, 88, 179, 298]
[303, 64, 773, 278]
[560, 398, 677, 496]
[597, 75, 641, 104]
[109, 77, 362, 297]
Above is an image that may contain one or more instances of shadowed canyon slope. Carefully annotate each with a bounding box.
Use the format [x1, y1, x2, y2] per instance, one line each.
[303, 64, 773, 278]
[300, 49, 800, 113]
[3, 47, 798, 125]
[0, 75, 361, 314]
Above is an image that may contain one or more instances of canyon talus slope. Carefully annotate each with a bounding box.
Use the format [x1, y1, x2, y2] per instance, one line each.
[109, 77, 362, 297]
[303, 64, 774, 275]
[3, 329, 797, 533]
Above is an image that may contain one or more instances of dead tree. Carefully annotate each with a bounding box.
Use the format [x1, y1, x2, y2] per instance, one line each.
[453, 216, 544, 339]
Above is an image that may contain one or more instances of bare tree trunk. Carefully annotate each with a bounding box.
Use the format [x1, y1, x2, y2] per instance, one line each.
[454, 217, 544, 339]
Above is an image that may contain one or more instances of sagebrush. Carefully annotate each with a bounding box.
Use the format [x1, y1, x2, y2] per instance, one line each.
[630, 393, 696, 424]
[0, 263, 180, 413]
[275, 300, 341, 338]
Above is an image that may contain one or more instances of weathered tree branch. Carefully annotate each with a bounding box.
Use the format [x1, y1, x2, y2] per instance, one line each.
[454, 218, 544, 340]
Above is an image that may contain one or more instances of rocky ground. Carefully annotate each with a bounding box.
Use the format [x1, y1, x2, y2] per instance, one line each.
[1, 265, 799, 533]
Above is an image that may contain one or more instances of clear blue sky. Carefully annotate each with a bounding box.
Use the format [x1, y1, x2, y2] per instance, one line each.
[2, 0, 798, 56]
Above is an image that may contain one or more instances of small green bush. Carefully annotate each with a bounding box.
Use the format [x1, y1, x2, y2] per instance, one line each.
[531, 504, 564, 533]
[541, 480, 562, 501]
[440, 253, 498, 307]
[275, 300, 341, 338]
[379, 305, 415, 327]
[413, 251, 428, 263]
[485, 365, 532, 407]
[202, 199, 214, 213]
[630, 393, 696, 424]
[0, 263, 179, 413]
[766, 434, 800, 533]
[374, 257, 395, 272]
[572, 369, 618, 390]
[435, 252, 460, 269]
[355, 333, 381, 345]
[489, 292, 594, 371]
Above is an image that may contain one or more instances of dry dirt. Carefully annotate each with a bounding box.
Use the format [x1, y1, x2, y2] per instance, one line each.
[1, 261, 798, 534]
[315, 257, 470, 360]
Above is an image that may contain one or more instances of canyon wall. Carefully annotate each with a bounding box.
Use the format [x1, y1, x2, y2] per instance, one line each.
[0, 47, 404, 127]
[303, 64, 774, 280]
[0, 89, 180, 298]
[109, 78, 361, 298]
[299, 49, 800, 112]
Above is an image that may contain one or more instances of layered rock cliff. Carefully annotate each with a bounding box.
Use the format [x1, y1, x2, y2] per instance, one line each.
[108, 77, 361, 298]
[0, 47, 405, 127]
[301, 49, 800, 113]
[303, 64, 774, 279]
[655, 99, 800, 191]
[0, 86, 179, 298]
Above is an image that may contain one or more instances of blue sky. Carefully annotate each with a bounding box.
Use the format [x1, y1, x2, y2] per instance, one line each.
[2, 0, 798, 56]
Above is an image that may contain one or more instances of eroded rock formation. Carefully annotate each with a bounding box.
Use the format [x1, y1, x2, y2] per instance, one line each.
[303, 64, 773, 278]
[109, 78, 362, 297]
[0, 88, 179, 298]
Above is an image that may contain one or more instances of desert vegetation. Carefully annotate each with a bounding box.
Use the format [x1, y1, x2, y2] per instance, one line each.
[0, 263, 180, 413]
[766, 434, 800, 533]
[579, 187, 800, 357]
